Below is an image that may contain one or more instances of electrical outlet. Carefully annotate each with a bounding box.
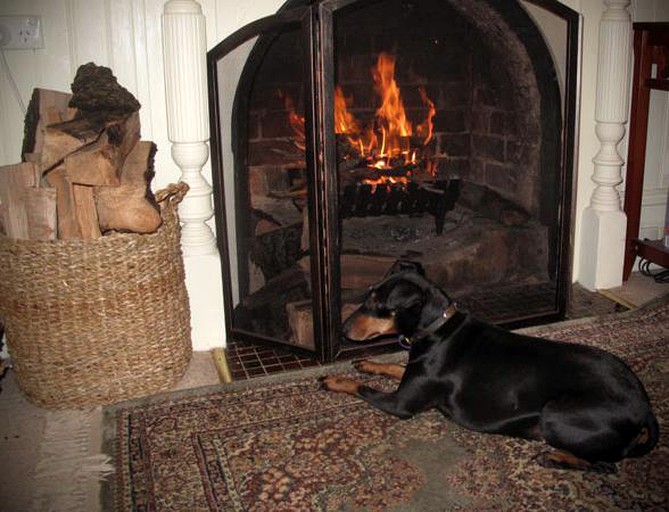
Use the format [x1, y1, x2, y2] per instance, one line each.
[0, 15, 44, 50]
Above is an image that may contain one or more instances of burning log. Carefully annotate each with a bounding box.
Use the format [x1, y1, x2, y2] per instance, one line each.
[343, 165, 417, 182]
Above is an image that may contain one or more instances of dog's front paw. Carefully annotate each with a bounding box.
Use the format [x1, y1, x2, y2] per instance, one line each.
[321, 375, 360, 396]
[354, 360, 377, 374]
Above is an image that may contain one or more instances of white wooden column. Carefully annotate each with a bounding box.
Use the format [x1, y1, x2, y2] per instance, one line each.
[162, 0, 225, 349]
[578, 0, 632, 290]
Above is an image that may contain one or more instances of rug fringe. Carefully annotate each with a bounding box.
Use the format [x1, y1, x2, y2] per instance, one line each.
[30, 408, 113, 512]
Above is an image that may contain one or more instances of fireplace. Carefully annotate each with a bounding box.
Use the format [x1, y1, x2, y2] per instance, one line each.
[208, 0, 579, 362]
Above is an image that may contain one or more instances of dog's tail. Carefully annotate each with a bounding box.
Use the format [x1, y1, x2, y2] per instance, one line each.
[625, 411, 659, 458]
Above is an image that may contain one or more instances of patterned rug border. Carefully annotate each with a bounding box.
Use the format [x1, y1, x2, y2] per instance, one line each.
[100, 294, 668, 510]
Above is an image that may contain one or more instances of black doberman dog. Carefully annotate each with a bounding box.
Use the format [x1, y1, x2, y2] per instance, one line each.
[323, 264, 659, 472]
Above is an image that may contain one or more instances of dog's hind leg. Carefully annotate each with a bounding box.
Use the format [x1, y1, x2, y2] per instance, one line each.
[538, 397, 633, 469]
[354, 360, 406, 381]
[533, 451, 617, 474]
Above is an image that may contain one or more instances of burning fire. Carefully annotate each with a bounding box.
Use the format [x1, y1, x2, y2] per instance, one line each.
[281, 52, 436, 182]
[335, 53, 435, 169]
[278, 91, 306, 151]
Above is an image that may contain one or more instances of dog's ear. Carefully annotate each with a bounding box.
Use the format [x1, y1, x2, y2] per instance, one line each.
[386, 260, 425, 277]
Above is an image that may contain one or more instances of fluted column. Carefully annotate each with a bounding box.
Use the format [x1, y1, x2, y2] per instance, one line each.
[162, 0, 216, 256]
[579, 0, 631, 290]
[162, 0, 225, 349]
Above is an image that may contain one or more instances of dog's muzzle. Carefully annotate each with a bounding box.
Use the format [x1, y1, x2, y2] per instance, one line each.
[342, 308, 398, 342]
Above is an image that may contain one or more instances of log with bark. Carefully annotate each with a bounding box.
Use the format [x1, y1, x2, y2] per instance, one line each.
[22, 88, 77, 164]
[95, 141, 161, 233]
[1, 63, 166, 241]
[64, 112, 140, 187]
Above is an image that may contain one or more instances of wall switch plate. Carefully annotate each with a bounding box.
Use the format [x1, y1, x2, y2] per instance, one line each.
[0, 15, 44, 50]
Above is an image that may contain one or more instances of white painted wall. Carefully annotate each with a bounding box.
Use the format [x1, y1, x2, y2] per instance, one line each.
[0, 0, 666, 335]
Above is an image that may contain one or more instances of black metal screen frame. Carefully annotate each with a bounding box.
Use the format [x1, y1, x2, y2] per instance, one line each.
[207, 0, 582, 362]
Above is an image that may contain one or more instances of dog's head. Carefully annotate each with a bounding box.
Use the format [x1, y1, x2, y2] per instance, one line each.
[342, 262, 452, 342]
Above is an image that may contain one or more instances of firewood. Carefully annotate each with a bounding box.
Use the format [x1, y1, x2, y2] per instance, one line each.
[286, 300, 316, 349]
[23, 152, 41, 164]
[95, 140, 162, 233]
[22, 88, 76, 162]
[64, 112, 140, 187]
[0, 163, 37, 239]
[69, 62, 141, 114]
[45, 166, 100, 239]
[72, 185, 101, 239]
[23, 187, 57, 240]
[44, 166, 77, 239]
[297, 253, 396, 290]
[286, 300, 359, 349]
[41, 115, 107, 173]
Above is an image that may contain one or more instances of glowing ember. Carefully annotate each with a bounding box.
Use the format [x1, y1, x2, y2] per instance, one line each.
[362, 174, 410, 193]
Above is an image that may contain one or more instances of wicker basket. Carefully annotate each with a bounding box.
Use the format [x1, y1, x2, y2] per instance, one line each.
[0, 183, 192, 409]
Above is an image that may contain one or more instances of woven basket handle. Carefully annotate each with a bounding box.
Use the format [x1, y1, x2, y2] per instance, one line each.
[155, 182, 190, 205]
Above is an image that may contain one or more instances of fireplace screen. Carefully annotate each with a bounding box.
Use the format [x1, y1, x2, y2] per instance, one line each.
[208, 0, 579, 362]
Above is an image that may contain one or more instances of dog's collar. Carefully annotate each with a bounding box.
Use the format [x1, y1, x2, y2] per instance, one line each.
[398, 303, 458, 349]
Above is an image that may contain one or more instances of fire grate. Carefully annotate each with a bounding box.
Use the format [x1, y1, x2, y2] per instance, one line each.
[340, 178, 461, 235]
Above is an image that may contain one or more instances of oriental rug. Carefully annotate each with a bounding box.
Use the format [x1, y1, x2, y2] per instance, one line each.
[102, 296, 669, 511]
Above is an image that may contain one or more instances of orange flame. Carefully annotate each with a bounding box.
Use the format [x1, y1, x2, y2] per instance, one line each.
[282, 53, 435, 172]
[279, 90, 306, 151]
[335, 86, 378, 155]
[416, 86, 436, 146]
[372, 52, 412, 155]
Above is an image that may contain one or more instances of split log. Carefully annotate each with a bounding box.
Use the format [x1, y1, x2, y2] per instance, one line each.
[286, 300, 359, 349]
[234, 267, 311, 338]
[23, 188, 57, 240]
[40, 115, 108, 173]
[285, 300, 317, 350]
[64, 112, 140, 187]
[95, 140, 161, 233]
[298, 253, 396, 290]
[72, 185, 101, 239]
[22, 88, 76, 161]
[44, 166, 78, 239]
[0, 163, 37, 239]
[45, 166, 100, 239]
